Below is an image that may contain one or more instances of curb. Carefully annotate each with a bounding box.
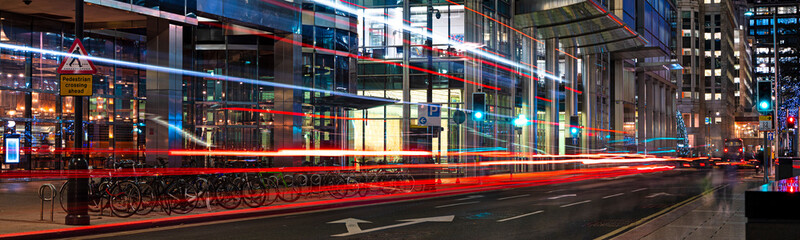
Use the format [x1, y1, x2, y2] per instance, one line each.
[594, 185, 726, 240]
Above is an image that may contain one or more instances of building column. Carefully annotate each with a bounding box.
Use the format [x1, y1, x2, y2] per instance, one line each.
[565, 47, 578, 153]
[636, 72, 646, 153]
[653, 82, 662, 150]
[527, 29, 538, 155]
[583, 54, 596, 153]
[545, 38, 559, 154]
[272, 33, 304, 167]
[666, 88, 675, 151]
[611, 59, 625, 147]
[145, 18, 183, 167]
[645, 78, 655, 154]
[659, 83, 671, 150]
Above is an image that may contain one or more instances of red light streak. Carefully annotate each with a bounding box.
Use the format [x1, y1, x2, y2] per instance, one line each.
[338, 0, 366, 9]
[222, 107, 368, 121]
[169, 149, 433, 157]
[0, 165, 674, 239]
[565, 86, 582, 94]
[535, 96, 552, 102]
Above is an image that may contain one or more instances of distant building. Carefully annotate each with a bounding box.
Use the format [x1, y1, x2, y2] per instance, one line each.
[746, 0, 800, 154]
[675, 0, 753, 156]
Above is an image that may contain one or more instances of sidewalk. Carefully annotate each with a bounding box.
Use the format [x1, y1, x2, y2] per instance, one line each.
[614, 173, 765, 240]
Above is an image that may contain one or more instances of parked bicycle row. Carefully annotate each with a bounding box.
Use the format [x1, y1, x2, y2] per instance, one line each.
[57, 166, 417, 218]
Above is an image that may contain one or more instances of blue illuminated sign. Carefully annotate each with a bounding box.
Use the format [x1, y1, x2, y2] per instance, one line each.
[5, 137, 19, 164]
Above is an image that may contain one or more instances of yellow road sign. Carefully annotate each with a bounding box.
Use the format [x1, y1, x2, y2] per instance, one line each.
[60, 75, 93, 96]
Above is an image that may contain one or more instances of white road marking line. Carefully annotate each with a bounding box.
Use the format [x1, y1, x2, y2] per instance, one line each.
[497, 210, 544, 222]
[560, 200, 591, 208]
[602, 193, 625, 199]
[645, 192, 673, 198]
[547, 194, 577, 200]
[631, 188, 648, 193]
[456, 195, 484, 201]
[435, 201, 480, 208]
[498, 194, 530, 201]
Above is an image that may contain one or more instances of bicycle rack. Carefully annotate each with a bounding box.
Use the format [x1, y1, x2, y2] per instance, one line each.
[38, 183, 57, 222]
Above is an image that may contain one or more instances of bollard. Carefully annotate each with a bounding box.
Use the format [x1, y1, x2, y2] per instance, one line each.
[38, 183, 57, 222]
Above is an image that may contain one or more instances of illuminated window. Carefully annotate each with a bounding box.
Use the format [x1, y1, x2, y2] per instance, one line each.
[778, 6, 797, 14]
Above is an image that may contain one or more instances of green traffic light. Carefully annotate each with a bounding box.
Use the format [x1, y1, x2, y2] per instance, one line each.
[474, 111, 483, 120]
[759, 101, 770, 110]
[513, 114, 528, 127]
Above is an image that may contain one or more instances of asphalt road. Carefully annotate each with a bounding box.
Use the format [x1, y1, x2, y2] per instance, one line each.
[87, 168, 758, 240]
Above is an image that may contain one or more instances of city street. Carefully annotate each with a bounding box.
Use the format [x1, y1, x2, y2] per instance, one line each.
[79, 168, 760, 240]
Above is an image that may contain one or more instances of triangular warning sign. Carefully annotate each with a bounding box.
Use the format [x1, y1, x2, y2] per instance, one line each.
[57, 39, 97, 74]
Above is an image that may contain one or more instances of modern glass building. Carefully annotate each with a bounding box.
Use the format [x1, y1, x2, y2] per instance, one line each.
[746, 0, 799, 153]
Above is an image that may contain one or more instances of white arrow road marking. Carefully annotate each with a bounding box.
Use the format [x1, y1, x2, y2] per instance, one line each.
[632, 188, 648, 192]
[330, 215, 455, 237]
[498, 194, 530, 201]
[456, 195, 484, 201]
[547, 194, 577, 200]
[645, 192, 673, 198]
[435, 201, 480, 208]
[497, 210, 544, 222]
[328, 218, 371, 235]
[560, 200, 591, 208]
[602, 193, 625, 199]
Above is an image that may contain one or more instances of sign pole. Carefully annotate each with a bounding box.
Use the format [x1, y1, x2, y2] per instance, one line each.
[65, 0, 89, 226]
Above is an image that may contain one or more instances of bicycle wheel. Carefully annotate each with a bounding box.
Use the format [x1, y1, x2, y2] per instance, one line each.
[193, 177, 211, 209]
[379, 173, 398, 195]
[59, 180, 99, 213]
[214, 177, 242, 209]
[58, 180, 70, 213]
[89, 181, 106, 213]
[399, 173, 415, 192]
[168, 179, 198, 214]
[308, 174, 323, 198]
[110, 181, 141, 218]
[277, 175, 301, 202]
[357, 172, 374, 197]
[136, 182, 156, 215]
[327, 175, 348, 199]
[241, 177, 267, 208]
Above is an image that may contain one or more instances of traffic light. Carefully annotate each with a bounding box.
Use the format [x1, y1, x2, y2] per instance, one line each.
[757, 81, 772, 113]
[788, 116, 797, 129]
[514, 114, 529, 127]
[472, 92, 486, 121]
[569, 116, 580, 137]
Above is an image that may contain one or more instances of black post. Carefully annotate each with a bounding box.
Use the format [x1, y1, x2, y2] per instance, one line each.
[426, 1, 434, 166]
[65, 0, 89, 226]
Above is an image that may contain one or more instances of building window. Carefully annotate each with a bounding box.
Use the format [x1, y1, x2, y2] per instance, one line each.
[778, 6, 797, 15]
